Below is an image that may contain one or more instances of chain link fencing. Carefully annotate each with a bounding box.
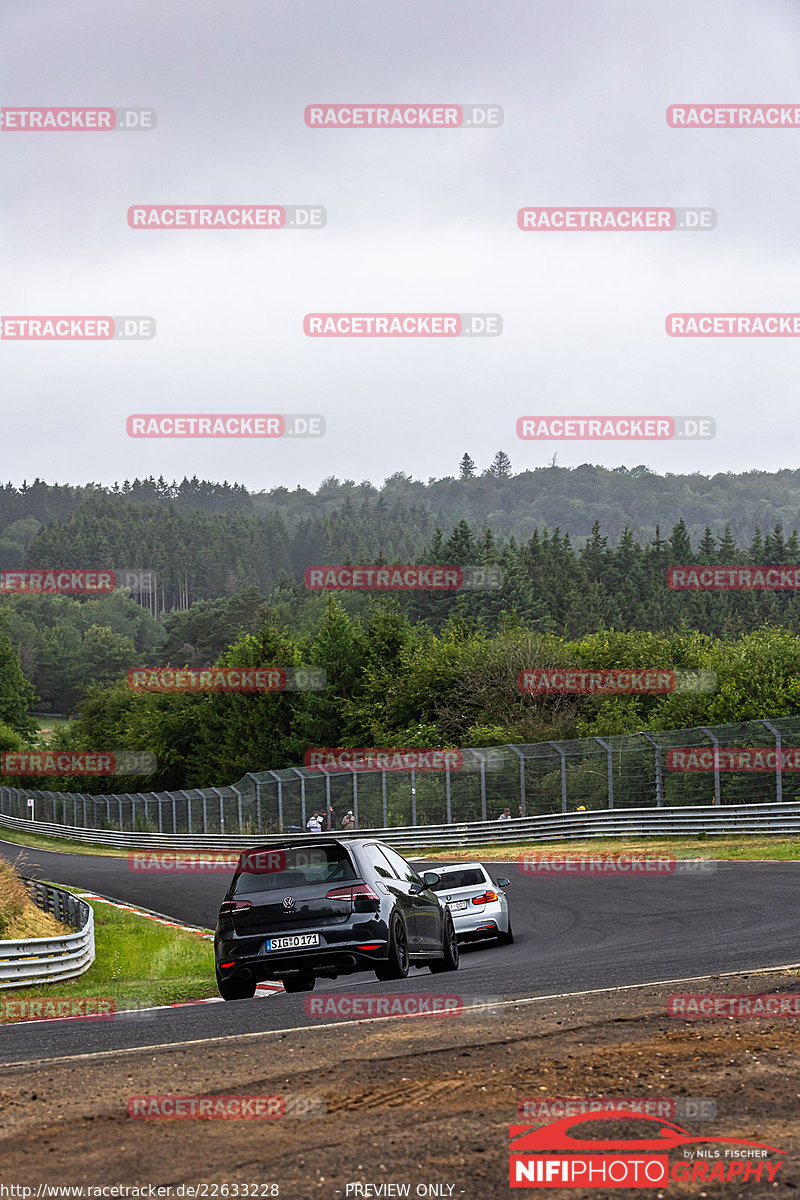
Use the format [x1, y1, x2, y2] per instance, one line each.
[2, 717, 799, 837]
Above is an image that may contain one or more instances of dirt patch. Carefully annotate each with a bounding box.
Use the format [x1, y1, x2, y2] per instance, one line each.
[2, 970, 799, 1197]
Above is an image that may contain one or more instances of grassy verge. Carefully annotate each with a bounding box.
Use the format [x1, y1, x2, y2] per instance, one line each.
[1, 890, 216, 1012]
[0, 855, 69, 938]
[3, 823, 800, 864]
[0, 826, 131, 857]
[414, 836, 800, 861]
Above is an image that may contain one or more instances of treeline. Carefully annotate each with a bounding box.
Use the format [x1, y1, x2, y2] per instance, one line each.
[4, 608, 800, 793]
[7, 515, 800, 714]
[7, 464, 800, 578]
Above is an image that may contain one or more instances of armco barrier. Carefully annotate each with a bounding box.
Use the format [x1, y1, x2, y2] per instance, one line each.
[0, 880, 95, 989]
[2, 801, 800, 852]
[4, 717, 800, 835]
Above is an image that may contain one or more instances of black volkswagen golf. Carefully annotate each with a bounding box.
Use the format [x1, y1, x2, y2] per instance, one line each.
[214, 838, 459, 998]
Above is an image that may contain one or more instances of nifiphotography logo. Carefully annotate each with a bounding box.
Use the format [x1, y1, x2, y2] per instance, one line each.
[508, 1113, 785, 1188]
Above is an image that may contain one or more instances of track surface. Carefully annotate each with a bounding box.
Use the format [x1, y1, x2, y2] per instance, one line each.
[3, 839, 799, 1065]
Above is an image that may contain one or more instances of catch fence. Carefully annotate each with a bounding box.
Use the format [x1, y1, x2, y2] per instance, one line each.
[1, 716, 799, 836]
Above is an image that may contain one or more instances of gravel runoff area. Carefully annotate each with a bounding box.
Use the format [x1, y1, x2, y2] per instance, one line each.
[2, 967, 799, 1198]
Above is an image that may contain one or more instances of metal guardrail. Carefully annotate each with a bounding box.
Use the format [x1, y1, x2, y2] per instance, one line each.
[0, 879, 95, 989]
[2, 801, 800, 853]
[5, 716, 800, 836]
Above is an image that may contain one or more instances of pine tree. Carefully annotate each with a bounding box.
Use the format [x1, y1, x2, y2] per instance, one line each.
[459, 453, 476, 480]
[487, 450, 512, 478]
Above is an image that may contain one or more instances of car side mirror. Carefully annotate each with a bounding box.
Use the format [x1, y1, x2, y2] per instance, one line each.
[497, 877, 510, 887]
[409, 880, 423, 894]
[422, 871, 441, 888]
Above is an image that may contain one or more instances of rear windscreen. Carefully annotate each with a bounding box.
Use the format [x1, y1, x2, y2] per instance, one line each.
[232, 845, 357, 893]
[430, 868, 486, 890]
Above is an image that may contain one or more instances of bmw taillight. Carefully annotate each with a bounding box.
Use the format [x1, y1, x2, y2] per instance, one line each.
[325, 884, 379, 902]
[472, 890, 498, 905]
[219, 900, 253, 917]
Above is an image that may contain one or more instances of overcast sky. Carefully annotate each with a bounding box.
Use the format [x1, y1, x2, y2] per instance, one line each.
[2, 0, 799, 492]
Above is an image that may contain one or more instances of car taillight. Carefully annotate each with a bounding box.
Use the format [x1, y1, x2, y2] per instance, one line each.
[472, 890, 498, 905]
[325, 884, 379, 901]
[219, 900, 253, 917]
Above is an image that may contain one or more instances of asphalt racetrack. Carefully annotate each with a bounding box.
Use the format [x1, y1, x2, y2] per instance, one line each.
[2, 839, 799, 1065]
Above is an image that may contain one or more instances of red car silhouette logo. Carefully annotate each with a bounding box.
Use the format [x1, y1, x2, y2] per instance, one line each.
[510, 1111, 784, 1154]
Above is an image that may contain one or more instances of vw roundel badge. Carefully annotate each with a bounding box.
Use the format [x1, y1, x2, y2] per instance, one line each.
[282, 895, 296, 911]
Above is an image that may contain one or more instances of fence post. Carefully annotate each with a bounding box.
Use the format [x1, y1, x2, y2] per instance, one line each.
[761, 719, 783, 803]
[181, 790, 192, 833]
[295, 769, 306, 829]
[411, 768, 417, 826]
[267, 773, 284, 831]
[507, 745, 526, 816]
[381, 770, 388, 827]
[212, 788, 225, 833]
[473, 752, 487, 821]
[445, 761, 452, 824]
[172, 794, 178, 834]
[638, 732, 664, 806]
[232, 785, 243, 833]
[202, 790, 208, 834]
[157, 794, 163, 834]
[593, 737, 614, 810]
[290, 768, 306, 831]
[352, 767, 358, 829]
[548, 742, 568, 813]
[699, 727, 721, 806]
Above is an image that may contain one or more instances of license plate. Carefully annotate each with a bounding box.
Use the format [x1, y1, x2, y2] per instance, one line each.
[447, 900, 468, 911]
[265, 933, 320, 951]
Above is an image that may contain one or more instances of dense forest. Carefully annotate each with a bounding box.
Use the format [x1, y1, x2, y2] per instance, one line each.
[3, 464, 800, 793]
[6, 462, 800, 604]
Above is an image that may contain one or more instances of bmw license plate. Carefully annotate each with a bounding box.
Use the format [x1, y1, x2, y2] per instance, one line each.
[447, 900, 468, 911]
[265, 933, 320, 951]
